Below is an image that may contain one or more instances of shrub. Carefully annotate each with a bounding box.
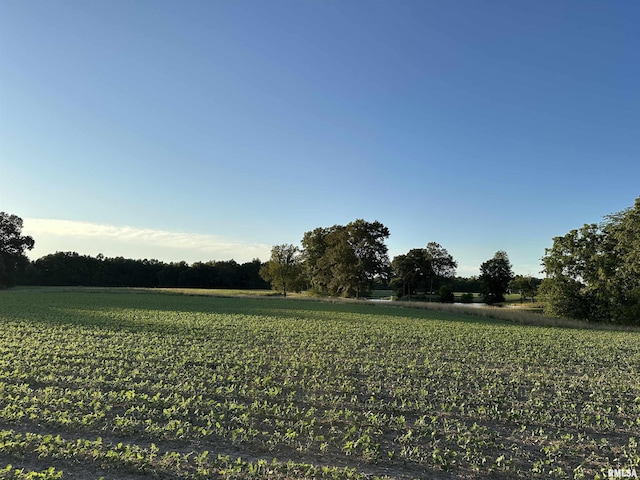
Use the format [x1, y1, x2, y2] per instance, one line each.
[438, 286, 454, 303]
[460, 292, 474, 303]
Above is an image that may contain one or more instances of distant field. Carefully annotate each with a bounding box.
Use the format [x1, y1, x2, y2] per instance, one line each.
[0, 288, 638, 479]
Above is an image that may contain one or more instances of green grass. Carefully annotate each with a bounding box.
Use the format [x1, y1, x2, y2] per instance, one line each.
[0, 287, 638, 479]
[147, 287, 280, 297]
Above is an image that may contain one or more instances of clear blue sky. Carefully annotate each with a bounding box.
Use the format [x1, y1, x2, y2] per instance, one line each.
[1, 1, 638, 277]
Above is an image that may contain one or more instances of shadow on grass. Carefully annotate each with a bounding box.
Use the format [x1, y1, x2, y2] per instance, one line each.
[3, 286, 637, 334]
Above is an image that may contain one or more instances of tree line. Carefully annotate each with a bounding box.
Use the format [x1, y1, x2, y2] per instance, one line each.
[260, 219, 518, 304]
[0, 239, 269, 291]
[0, 213, 269, 289]
[2, 197, 638, 324]
[260, 197, 639, 325]
[24, 253, 268, 289]
[0, 214, 531, 303]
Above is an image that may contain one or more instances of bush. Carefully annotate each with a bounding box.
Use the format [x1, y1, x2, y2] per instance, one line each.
[460, 292, 474, 303]
[438, 286, 454, 303]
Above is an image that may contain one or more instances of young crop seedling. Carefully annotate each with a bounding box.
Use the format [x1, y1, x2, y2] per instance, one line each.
[0, 288, 638, 479]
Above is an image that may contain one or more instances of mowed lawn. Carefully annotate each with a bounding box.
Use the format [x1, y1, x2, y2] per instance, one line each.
[0, 288, 638, 479]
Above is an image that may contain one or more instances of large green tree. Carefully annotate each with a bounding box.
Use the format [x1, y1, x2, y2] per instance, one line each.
[301, 226, 334, 294]
[391, 242, 457, 298]
[391, 248, 430, 297]
[425, 242, 458, 292]
[606, 197, 640, 322]
[540, 197, 640, 323]
[301, 219, 390, 297]
[0, 212, 35, 288]
[509, 275, 541, 303]
[479, 250, 514, 304]
[260, 244, 303, 297]
[347, 219, 391, 295]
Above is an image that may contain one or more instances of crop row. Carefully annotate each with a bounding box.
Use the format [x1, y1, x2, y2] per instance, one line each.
[0, 289, 639, 478]
[0, 428, 375, 479]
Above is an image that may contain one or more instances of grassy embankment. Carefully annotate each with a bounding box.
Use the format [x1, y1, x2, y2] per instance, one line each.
[0, 287, 638, 479]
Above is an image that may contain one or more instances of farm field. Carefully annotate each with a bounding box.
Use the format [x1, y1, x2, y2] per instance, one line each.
[0, 288, 638, 479]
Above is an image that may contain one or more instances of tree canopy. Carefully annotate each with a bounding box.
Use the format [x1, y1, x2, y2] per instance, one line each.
[23, 252, 269, 290]
[540, 197, 640, 324]
[509, 275, 541, 303]
[391, 242, 457, 298]
[479, 250, 514, 304]
[301, 219, 390, 297]
[0, 212, 35, 288]
[259, 244, 303, 296]
[391, 248, 431, 297]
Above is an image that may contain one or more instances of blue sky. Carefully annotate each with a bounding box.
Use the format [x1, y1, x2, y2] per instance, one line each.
[1, 1, 638, 277]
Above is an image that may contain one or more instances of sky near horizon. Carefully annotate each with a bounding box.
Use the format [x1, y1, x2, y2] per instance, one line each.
[1, 1, 638, 277]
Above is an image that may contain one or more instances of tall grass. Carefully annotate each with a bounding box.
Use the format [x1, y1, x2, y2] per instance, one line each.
[381, 299, 640, 331]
